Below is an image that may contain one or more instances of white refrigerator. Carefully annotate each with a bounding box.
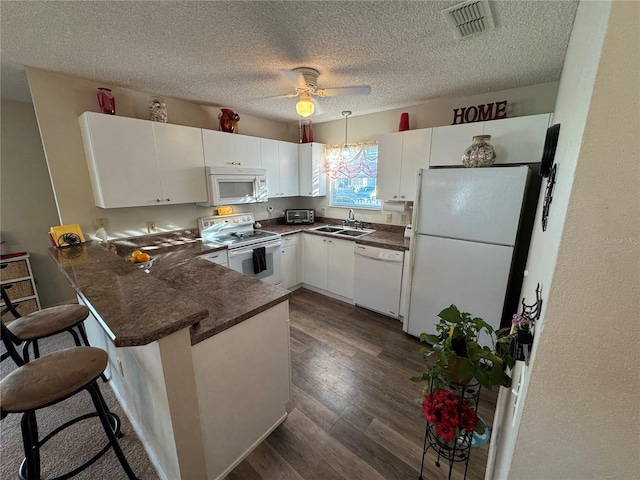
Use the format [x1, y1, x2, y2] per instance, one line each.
[404, 166, 531, 347]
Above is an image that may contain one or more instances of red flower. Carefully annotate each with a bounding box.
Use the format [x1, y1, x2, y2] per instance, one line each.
[422, 388, 479, 443]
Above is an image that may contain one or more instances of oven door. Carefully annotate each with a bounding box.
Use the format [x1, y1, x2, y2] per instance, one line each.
[227, 239, 282, 285]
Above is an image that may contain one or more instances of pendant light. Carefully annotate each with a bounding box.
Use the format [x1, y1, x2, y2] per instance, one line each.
[296, 94, 314, 117]
[341, 110, 352, 158]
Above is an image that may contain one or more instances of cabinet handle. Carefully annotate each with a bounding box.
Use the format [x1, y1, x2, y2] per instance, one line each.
[308, 192, 312, 195]
[323, 239, 326, 242]
[230, 162, 242, 166]
[166, 198, 171, 202]
[401, 195, 405, 199]
[393, 195, 398, 198]
[156, 198, 162, 202]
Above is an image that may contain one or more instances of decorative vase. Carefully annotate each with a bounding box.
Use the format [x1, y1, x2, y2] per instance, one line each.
[219, 108, 240, 133]
[149, 96, 167, 123]
[462, 135, 496, 168]
[96, 88, 115, 115]
[399, 112, 409, 131]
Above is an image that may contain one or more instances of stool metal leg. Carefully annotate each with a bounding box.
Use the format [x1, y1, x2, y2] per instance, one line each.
[87, 381, 137, 479]
[19, 410, 40, 480]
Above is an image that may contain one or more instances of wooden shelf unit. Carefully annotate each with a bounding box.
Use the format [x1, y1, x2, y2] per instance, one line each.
[0, 253, 41, 321]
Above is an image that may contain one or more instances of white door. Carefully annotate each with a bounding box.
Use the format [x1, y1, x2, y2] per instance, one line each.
[278, 142, 299, 197]
[80, 112, 161, 208]
[377, 132, 403, 200]
[399, 128, 431, 202]
[415, 167, 529, 245]
[303, 235, 328, 289]
[153, 122, 207, 204]
[406, 235, 513, 346]
[260, 138, 280, 197]
[202, 129, 235, 167]
[234, 135, 262, 168]
[327, 238, 354, 300]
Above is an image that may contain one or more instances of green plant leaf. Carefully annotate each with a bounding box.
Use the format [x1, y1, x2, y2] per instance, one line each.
[423, 334, 441, 345]
[474, 367, 491, 389]
[438, 305, 462, 323]
[457, 357, 474, 380]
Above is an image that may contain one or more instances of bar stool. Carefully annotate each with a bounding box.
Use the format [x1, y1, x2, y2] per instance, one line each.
[0, 320, 137, 479]
[1, 285, 93, 362]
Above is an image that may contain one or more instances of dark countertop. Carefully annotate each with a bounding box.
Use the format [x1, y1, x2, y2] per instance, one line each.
[262, 224, 410, 251]
[49, 240, 290, 347]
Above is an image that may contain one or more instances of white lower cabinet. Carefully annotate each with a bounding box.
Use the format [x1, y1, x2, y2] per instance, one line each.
[281, 234, 300, 289]
[302, 235, 354, 300]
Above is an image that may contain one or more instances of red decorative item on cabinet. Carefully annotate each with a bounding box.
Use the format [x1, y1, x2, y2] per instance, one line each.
[96, 88, 115, 115]
[219, 108, 240, 133]
[399, 112, 409, 131]
[301, 124, 308, 143]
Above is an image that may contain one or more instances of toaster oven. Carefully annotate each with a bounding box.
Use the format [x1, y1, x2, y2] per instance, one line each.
[285, 209, 315, 225]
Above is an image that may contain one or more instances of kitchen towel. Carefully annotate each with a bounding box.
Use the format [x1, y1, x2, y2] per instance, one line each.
[252, 246, 267, 274]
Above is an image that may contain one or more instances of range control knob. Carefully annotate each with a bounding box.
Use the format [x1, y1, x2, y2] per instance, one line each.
[204, 222, 210, 227]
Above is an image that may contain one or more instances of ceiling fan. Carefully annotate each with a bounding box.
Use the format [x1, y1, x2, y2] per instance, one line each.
[277, 67, 371, 117]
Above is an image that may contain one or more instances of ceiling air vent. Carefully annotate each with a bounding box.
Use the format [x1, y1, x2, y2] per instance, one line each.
[442, 0, 495, 39]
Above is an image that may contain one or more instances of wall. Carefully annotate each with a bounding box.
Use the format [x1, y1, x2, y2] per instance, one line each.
[0, 98, 75, 306]
[301, 82, 559, 225]
[25, 68, 296, 240]
[491, 1, 640, 478]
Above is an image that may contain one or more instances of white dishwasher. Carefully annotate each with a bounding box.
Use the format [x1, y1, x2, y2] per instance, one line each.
[354, 244, 404, 318]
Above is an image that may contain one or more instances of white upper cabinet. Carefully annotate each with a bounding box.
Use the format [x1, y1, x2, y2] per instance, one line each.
[79, 112, 205, 208]
[202, 129, 261, 168]
[278, 141, 300, 197]
[260, 138, 280, 197]
[261, 139, 300, 198]
[483, 114, 551, 165]
[376, 132, 403, 202]
[153, 122, 207, 204]
[429, 113, 551, 167]
[377, 128, 432, 202]
[299, 143, 326, 197]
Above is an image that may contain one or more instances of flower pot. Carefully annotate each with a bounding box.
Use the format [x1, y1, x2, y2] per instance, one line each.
[447, 355, 473, 385]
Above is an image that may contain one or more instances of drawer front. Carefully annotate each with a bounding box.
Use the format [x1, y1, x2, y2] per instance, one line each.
[2, 298, 39, 322]
[0, 260, 29, 281]
[3, 280, 34, 301]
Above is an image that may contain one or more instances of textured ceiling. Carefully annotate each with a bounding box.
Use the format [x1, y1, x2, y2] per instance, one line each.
[0, 1, 579, 123]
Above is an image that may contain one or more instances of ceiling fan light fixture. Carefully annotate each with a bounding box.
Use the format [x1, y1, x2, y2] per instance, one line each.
[296, 96, 314, 117]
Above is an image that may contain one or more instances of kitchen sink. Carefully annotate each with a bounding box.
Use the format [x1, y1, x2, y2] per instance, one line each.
[308, 225, 375, 237]
[334, 229, 370, 237]
[311, 226, 345, 233]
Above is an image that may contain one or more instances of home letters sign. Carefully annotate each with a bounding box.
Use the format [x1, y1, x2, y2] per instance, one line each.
[451, 100, 508, 125]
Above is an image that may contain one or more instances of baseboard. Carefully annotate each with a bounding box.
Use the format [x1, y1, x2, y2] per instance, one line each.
[299, 284, 355, 305]
[213, 412, 288, 480]
[107, 382, 169, 480]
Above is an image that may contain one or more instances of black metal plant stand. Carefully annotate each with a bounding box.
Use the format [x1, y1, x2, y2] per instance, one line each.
[418, 380, 481, 480]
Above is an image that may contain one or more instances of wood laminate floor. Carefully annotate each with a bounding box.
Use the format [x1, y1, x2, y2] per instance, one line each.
[225, 288, 498, 480]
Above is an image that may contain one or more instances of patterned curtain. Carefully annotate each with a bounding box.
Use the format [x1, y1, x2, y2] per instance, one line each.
[324, 141, 378, 179]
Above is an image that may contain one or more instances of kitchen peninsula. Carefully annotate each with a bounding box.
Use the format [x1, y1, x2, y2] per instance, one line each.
[49, 238, 291, 480]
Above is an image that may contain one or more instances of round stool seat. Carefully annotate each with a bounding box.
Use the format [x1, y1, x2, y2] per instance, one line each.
[0, 347, 107, 413]
[6, 304, 89, 340]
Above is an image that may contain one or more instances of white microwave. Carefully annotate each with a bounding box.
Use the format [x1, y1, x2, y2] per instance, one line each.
[199, 166, 267, 206]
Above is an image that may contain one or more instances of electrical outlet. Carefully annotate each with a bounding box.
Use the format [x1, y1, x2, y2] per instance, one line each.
[320, 207, 326, 217]
[147, 221, 157, 233]
[94, 218, 109, 230]
[386, 213, 393, 223]
[400, 214, 407, 224]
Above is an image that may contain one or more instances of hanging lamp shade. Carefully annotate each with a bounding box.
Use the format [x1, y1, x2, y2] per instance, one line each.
[296, 96, 314, 117]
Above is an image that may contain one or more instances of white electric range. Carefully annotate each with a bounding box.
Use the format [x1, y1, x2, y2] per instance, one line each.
[198, 213, 282, 286]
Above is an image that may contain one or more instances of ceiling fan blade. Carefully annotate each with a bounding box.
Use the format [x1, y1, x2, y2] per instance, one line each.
[315, 86, 372, 97]
[279, 69, 306, 89]
[310, 97, 325, 116]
